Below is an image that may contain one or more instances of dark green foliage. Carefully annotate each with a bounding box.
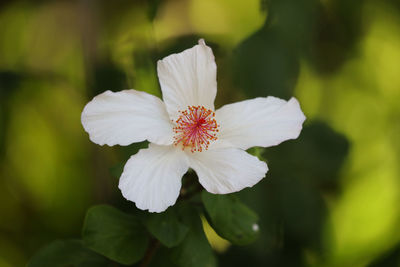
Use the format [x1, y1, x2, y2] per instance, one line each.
[267, 0, 319, 49]
[231, 27, 299, 99]
[144, 207, 189, 248]
[264, 121, 349, 247]
[27, 240, 109, 267]
[5, 1, 394, 266]
[310, 0, 366, 73]
[218, 121, 349, 266]
[170, 204, 217, 267]
[82, 205, 149, 265]
[91, 62, 127, 97]
[148, 247, 178, 267]
[202, 191, 259, 245]
[109, 162, 125, 179]
[265, 121, 350, 188]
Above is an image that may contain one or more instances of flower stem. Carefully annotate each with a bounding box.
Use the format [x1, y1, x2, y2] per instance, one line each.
[140, 238, 160, 267]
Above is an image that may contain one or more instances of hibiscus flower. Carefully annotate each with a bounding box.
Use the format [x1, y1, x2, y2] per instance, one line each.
[81, 39, 306, 212]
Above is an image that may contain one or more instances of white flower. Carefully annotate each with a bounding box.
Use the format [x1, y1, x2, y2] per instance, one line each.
[81, 39, 306, 213]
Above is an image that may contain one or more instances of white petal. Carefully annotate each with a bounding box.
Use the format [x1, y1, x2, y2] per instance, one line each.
[216, 97, 306, 150]
[157, 39, 217, 119]
[119, 144, 189, 213]
[81, 89, 174, 146]
[188, 147, 268, 194]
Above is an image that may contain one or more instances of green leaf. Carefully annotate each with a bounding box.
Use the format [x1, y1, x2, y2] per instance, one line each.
[171, 204, 217, 267]
[201, 191, 259, 245]
[82, 205, 149, 265]
[145, 208, 189, 248]
[147, 247, 178, 267]
[28, 239, 109, 267]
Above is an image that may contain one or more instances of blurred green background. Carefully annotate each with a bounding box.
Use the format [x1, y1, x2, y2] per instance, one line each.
[1, 0, 400, 266]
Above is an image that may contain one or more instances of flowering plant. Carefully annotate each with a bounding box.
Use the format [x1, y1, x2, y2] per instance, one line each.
[81, 39, 305, 212]
[29, 40, 305, 267]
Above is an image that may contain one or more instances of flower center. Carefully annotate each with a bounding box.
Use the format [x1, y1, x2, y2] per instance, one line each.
[173, 106, 219, 152]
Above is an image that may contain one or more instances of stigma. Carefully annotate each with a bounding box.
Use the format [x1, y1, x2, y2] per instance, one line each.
[173, 106, 219, 152]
